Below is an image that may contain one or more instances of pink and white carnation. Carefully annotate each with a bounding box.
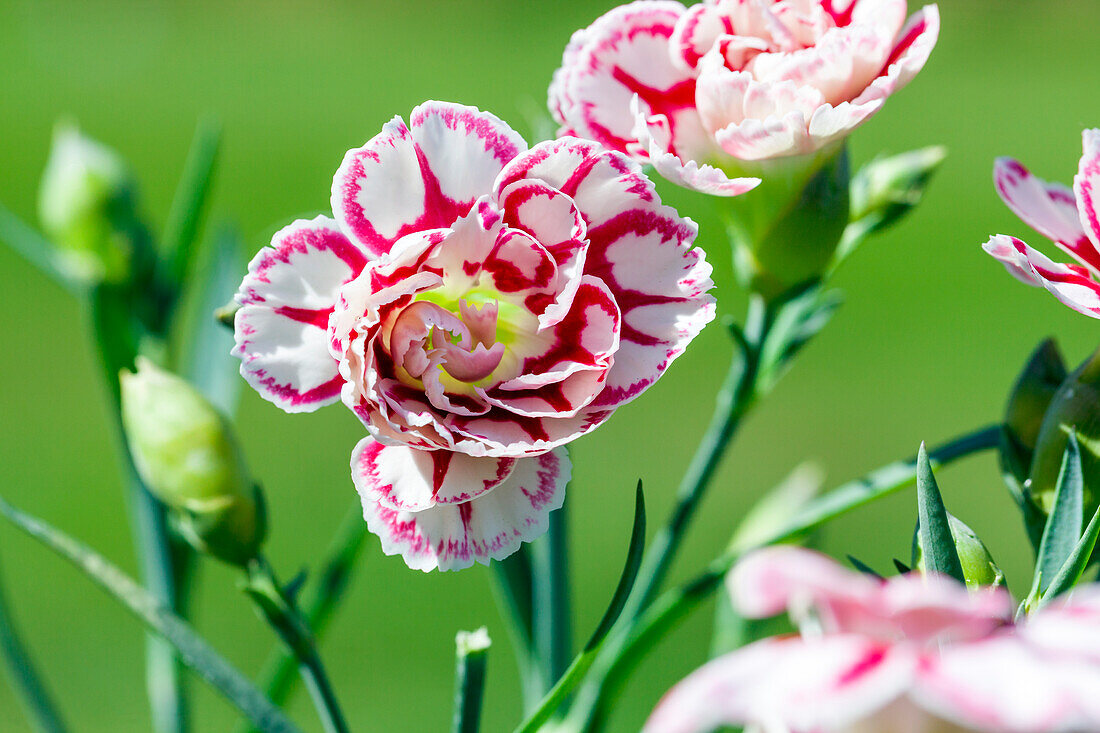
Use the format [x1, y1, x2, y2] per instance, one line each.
[984, 129, 1100, 319]
[549, 0, 939, 195]
[645, 546, 1100, 733]
[233, 101, 715, 571]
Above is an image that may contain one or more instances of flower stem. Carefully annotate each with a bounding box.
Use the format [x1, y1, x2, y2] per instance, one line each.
[568, 424, 1001, 730]
[531, 499, 571, 690]
[489, 548, 544, 711]
[452, 629, 491, 733]
[236, 505, 366, 733]
[0, 555, 68, 733]
[245, 557, 350, 733]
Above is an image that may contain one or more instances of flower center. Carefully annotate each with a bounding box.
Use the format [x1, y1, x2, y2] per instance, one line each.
[388, 299, 506, 384]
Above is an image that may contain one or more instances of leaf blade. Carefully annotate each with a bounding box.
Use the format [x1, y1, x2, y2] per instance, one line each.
[162, 119, 222, 289]
[916, 443, 966, 584]
[1040, 504, 1100, 608]
[1035, 432, 1084, 592]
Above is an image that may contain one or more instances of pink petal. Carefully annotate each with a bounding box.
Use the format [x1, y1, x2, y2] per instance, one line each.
[583, 206, 717, 409]
[1073, 128, 1100, 258]
[644, 635, 914, 733]
[1020, 586, 1100, 662]
[877, 573, 1013, 643]
[351, 439, 514, 512]
[851, 5, 940, 108]
[994, 156, 1098, 272]
[983, 234, 1100, 318]
[358, 446, 570, 571]
[332, 102, 526, 256]
[916, 635, 1100, 732]
[233, 217, 368, 413]
[668, 1, 725, 73]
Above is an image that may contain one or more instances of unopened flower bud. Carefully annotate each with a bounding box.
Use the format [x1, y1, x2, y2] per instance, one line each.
[38, 123, 138, 284]
[1027, 346, 1100, 516]
[724, 146, 850, 300]
[1001, 340, 1067, 486]
[913, 514, 1003, 589]
[120, 357, 264, 564]
[849, 146, 947, 235]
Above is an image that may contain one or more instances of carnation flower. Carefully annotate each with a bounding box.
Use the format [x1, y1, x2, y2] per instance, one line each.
[549, 0, 940, 195]
[234, 102, 715, 570]
[984, 129, 1100, 319]
[645, 546, 1100, 732]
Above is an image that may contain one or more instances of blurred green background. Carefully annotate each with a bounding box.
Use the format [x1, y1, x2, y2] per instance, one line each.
[0, 0, 1097, 730]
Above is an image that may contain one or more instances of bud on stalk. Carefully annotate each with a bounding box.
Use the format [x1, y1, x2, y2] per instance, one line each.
[849, 146, 947, 234]
[120, 358, 265, 564]
[722, 144, 850, 300]
[38, 124, 142, 285]
[1027, 345, 1100, 517]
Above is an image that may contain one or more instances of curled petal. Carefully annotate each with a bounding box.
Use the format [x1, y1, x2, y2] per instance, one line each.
[644, 635, 915, 733]
[994, 156, 1098, 272]
[359, 446, 570, 571]
[851, 5, 940, 108]
[332, 102, 526, 256]
[1073, 128, 1100, 256]
[983, 235, 1100, 318]
[233, 217, 368, 412]
[351, 438, 514, 512]
[668, 1, 726, 73]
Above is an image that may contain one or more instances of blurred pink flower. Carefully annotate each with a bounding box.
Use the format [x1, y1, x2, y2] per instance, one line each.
[549, 0, 939, 195]
[233, 101, 714, 570]
[646, 546, 1100, 732]
[984, 129, 1100, 319]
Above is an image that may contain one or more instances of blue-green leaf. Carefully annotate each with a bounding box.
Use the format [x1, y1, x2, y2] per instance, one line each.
[162, 119, 222, 289]
[1039, 504, 1100, 609]
[0, 497, 301, 733]
[1035, 432, 1084, 592]
[916, 443, 966, 584]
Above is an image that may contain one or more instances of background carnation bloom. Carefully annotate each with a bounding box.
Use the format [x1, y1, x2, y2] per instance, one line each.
[645, 547, 1100, 733]
[549, 0, 940, 195]
[233, 101, 715, 571]
[984, 129, 1100, 319]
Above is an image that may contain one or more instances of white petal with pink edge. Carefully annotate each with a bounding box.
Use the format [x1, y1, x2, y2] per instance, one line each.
[851, 5, 940, 108]
[233, 217, 368, 413]
[644, 635, 916, 733]
[916, 634, 1100, 732]
[1073, 128, 1100, 255]
[983, 234, 1100, 318]
[994, 156, 1098, 272]
[351, 438, 515, 512]
[358, 446, 570, 572]
[332, 102, 526, 257]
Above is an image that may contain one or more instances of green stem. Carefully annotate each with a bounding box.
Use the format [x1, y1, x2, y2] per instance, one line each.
[236, 505, 367, 733]
[489, 549, 543, 711]
[531, 500, 571, 690]
[0, 556, 67, 733]
[569, 424, 1001, 729]
[245, 558, 350, 733]
[626, 296, 770, 617]
[452, 630, 490, 733]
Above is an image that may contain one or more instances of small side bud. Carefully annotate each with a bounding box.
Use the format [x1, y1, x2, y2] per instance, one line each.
[849, 145, 947, 234]
[913, 514, 1003, 589]
[38, 123, 140, 284]
[724, 146, 850, 299]
[1001, 339, 1068, 485]
[120, 357, 264, 564]
[1028, 346, 1100, 517]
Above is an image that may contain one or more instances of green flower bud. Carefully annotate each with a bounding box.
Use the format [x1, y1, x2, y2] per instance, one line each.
[723, 145, 850, 300]
[38, 123, 138, 284]
[1001, 339, 1068, 486]
[913, 514, 1004, 589]
[1027, 345, 1100, 516]
[120, 357, 264, 564]
[849, 145, 947, 235]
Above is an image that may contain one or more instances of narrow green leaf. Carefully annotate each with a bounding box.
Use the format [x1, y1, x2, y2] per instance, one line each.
[0, 497, 301, 733]
[586, 482, 646, 650]
[162, 119, 222, 288]
[0, 555, 68, 733]
[1039, 504, 1100, 608]
[179, 225, 244, 415]
[531, 498, 571, 688]
[892, 558, 912, 574]
[489, 546, 542, 711]
[0, 201, 80, 295]
[452, 629, 490, 733]
[846, 555, 884, 579]
[1035, 432, 1084, 592]
[915, 443, 966, 584]
[512, 483, 646, 733]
